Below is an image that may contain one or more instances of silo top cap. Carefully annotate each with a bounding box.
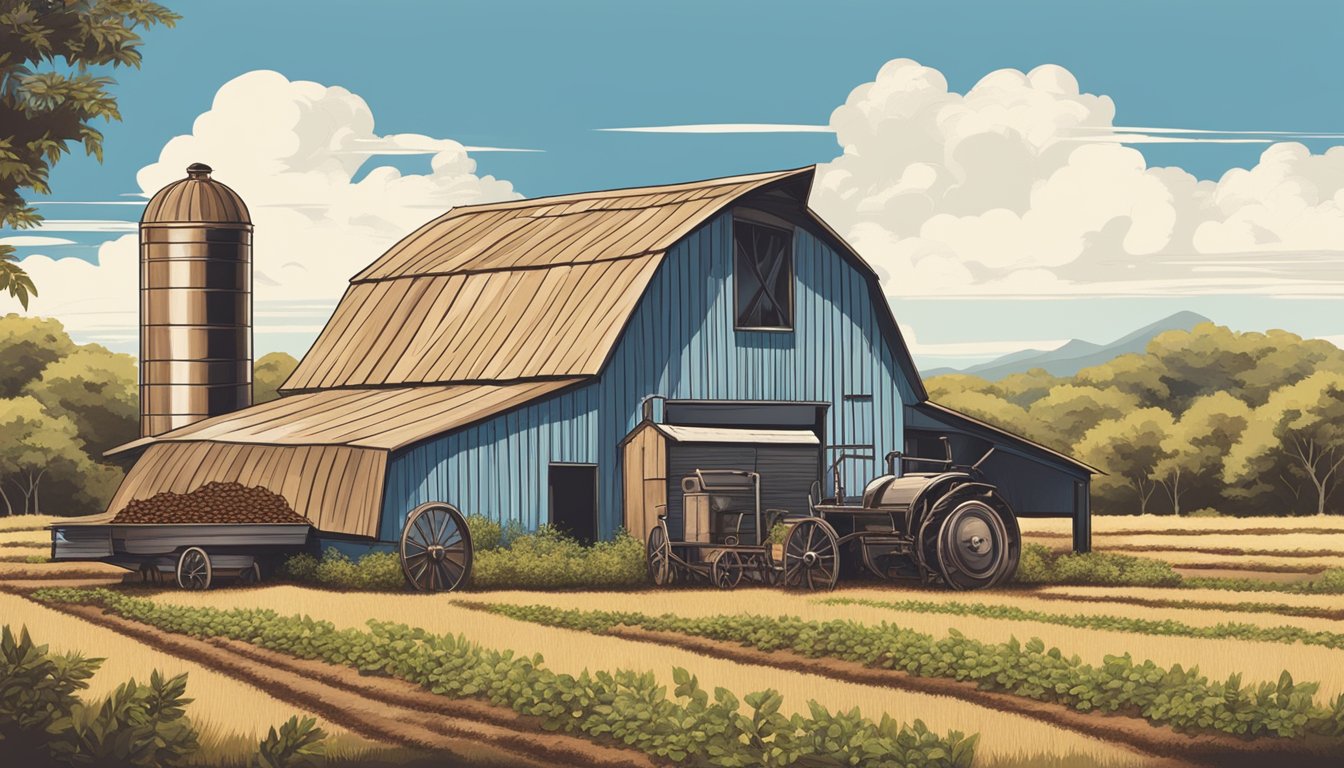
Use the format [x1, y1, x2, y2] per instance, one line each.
[141, 162, 251, 225]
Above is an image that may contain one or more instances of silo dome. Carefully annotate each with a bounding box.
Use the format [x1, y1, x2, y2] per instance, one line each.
[139, 163, 254, 437]
[142, 162, 251, 224]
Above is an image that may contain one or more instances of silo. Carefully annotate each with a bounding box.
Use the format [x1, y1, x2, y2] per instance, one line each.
[139, 163, 252, 437]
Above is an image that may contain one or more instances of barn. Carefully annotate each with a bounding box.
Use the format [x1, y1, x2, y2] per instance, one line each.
[108, 166, 1097, 556]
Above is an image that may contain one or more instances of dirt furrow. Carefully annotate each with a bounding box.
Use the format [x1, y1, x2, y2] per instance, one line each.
[44, 601, 656, 768]
[603, 626, 1341, 768]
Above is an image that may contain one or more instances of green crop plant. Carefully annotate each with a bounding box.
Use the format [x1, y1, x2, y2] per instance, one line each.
[32, 588, 976, 767]
[477, 603, 1344, 741]
[819, 596, 1344, 650]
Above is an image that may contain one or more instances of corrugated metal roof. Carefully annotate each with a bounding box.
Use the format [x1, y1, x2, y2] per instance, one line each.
[655, 425, 820, 445]
[110, 379, 583, 455]
[282, 167, 814, 392]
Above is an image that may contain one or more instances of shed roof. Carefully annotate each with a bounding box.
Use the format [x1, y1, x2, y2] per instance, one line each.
[109, 379, 582, 455]
[910, 401, 1103, 475]
[281, 167, 820, 392]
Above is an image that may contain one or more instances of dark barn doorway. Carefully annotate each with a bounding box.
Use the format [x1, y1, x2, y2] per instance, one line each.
[549, 464, 598, 544]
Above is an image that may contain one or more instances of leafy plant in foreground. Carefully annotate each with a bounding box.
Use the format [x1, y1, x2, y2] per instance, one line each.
[255, 715, 327, 768]
[32, 588, 976, 767]
[477, 602, 1344, 741]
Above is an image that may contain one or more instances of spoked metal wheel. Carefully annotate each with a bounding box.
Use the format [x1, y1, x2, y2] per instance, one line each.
[782, 518, 840, 591]
[710, 549, 743, 590]
[175, 547, 212, 590]
[400, 502, 473, 592]
[647, 522, 673, 586]
[933, 499, 1013, 590]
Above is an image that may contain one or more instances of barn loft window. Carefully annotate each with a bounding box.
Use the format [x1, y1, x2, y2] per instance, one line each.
[734, 218, 794, 330]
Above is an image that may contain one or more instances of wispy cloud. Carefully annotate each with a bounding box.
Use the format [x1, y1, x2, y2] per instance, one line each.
[345, 136, 542, 154]
[0, 235, 77, 247]
[33, 200, 147, 206]
[32, 219, 138, 233]
[597, 123, 832, 134]
[595, 121, 1344, 146]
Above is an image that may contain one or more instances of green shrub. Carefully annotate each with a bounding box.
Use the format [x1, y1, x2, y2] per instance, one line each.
[255, 715, 326, 768]
[465, 514, 503, 551]
[471, 527, 646, 590]
[279, 549, 405, 591]
[1185, 568, 1344, 595]
[1187, 508, 1221, 518]
[31, 589, 976, 768]
[277, 553, 319, 582]
[55, 670, 199, 767]
[766, 522, 790, 545]
[1, 625, 199, 767]
[1013, 544, 1182, 587]
[481, 602, 1344, 741]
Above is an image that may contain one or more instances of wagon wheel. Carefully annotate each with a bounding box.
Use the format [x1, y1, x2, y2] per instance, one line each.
[932, 499, 1012, 591]
[175, 547, 212, 590]
[710, 549, 743, 590]
[647, 523, 673, 586]
[782, 518, 839, 591]
[400, 503, 473, 592]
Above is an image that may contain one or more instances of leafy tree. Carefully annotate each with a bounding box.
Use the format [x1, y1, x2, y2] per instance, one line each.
[0, 0, 179, 307]
[0, 312, 75, 396]
[254, 351, 298, 404]
[1154, 392, 1252, 516]
[929, 388, 1045, 445]
[923, 373, 995, 402]
[994, 368, 1064, 408]
[1226, 372, 1344, 516]
[25, 343, 137, 454]
[1074, 352, 1170, 407]
[1076, 409, 1175, 515]
[1025, 385, 1138, 451]
[1148, 324, 1344, 409]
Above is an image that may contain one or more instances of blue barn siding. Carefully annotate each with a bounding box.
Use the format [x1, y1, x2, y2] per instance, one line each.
[376, 212, 919, 540]
[378, 383, 600, 541]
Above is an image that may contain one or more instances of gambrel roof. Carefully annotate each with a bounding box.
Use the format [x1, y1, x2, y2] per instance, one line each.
[279, 167, 899, 392]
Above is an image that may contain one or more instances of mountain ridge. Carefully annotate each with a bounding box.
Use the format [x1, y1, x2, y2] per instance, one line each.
[920, 311, 1211, 381]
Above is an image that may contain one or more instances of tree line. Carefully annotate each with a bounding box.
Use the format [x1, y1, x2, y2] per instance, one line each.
[926, 323, 1344, 516]
[0, 314, 295, 516]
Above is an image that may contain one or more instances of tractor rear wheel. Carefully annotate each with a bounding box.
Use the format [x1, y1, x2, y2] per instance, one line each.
[931, 499, 1015, 590]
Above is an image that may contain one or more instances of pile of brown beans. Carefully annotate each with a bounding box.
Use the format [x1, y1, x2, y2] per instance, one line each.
[112, 481, 308, 525]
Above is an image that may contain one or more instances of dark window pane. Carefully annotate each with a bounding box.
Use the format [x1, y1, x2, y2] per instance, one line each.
[734, 219, 793, 329]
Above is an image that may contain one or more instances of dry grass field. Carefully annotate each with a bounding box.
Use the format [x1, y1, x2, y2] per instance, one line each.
[7, 512, 1344, 767]
[147, 585, 1152, 768]
[0, 514, 60, 531]
[0, 591, 373, 763]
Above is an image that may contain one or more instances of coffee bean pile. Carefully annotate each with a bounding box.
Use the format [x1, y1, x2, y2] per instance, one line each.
[112, 481, 308, 525]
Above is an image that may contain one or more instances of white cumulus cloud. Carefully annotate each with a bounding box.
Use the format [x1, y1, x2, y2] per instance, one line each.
[5, 70, 521, 342]
[811, 59, 1344, 298]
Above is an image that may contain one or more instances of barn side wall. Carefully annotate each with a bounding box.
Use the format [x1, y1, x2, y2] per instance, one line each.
[379, 212, 920, 539]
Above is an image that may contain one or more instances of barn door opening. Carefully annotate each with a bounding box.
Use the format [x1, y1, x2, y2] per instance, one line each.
[549, 464, 598, 544]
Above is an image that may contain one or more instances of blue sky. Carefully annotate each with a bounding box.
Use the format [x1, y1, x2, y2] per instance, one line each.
[4, 0, 1343, 367]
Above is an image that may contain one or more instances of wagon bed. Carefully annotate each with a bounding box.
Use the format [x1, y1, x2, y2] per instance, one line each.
[49, 520, 312, 588]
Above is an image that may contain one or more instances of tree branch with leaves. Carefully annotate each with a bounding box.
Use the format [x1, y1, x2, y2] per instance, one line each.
[0, 0, 178, 308]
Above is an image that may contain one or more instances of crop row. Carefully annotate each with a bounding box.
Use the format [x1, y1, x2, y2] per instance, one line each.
[819, 597, 1344, 650]
[482, 603, 1344, 740]
[31, 588, 977, 768]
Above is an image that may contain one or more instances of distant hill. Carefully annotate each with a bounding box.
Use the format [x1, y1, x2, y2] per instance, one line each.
[921, 311, 1211, 381]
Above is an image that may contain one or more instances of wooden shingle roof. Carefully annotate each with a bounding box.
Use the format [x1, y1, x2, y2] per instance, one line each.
[281, 167, 814, 392]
